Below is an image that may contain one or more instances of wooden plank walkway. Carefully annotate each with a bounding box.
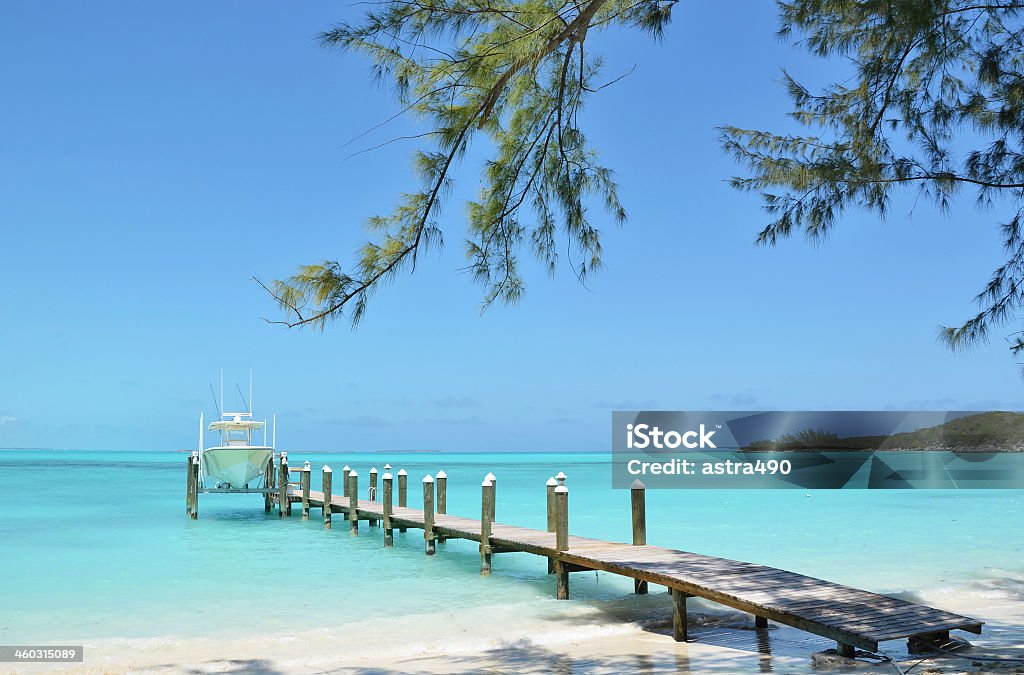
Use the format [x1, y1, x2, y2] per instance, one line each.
[282, 484, 983, 656]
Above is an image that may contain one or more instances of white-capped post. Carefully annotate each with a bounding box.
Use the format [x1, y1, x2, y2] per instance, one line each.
[484, 472, 496, 521]
[481, 478, 495, 575]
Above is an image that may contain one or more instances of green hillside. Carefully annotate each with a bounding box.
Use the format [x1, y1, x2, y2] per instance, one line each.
[881, 411, 1024, 451]
[742, 412, 1024, 451]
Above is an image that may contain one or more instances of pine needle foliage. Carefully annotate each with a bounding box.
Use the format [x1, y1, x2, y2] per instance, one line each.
[720, 1, 1024, 357]
[265, 0, 675, 329]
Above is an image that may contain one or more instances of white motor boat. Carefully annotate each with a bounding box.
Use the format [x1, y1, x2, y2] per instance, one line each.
[197, 373, 276, 490]
[202, 417, 274, 488]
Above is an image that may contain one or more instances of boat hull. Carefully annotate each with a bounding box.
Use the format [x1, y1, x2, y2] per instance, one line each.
[202, 447, 273, 488]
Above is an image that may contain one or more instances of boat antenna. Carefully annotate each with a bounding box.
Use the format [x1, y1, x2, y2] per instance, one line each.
[235, 383, 250, 413]
[208, 382, 220, 417]
[249, 368, 253, 416]
[219, 369, 224, 416]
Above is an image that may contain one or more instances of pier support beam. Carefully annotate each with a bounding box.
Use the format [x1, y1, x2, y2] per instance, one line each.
[554, 560, 569, 599]
[423, 475, 436, 555]
[300, 462, 311, 519]
[545, 477, 557, 573]
[481, 478, 494, 575]
[186, 455, 195, 516]
[278, 453, 290, 517]
[368, 468, 378, 527]
[631, 479, 648, 594]
[836, 642, 855, 658]
[671, 589, 688, 642]
[348, 470, 359, 535]
[554, 484, 569, 599]
[342, 466, 351, 518]
[382, 472, 394, 547]
[436, 471, 447, 543]
[322, 466, 332, 529]
[190, 454, 200, 520]
[755, 616, 768, 629]
[264, 454, 274, 512]
[397, 469, 408, 533]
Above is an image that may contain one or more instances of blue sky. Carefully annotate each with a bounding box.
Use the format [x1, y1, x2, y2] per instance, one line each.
[0, 1, 1019, 451]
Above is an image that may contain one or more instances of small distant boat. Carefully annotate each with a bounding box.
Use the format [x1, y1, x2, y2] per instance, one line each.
[198, 372, 276, 490]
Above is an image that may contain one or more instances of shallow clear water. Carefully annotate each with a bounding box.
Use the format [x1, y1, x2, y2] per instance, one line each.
[2, 450, 1022, 654]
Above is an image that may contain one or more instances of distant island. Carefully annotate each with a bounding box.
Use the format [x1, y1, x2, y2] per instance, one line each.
[742, 411, 1024, 452]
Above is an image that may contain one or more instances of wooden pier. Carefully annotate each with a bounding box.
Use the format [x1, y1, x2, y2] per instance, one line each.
[187, 455, 983, 659]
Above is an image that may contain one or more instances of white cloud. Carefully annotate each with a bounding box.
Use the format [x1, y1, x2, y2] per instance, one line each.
[0, 416, 17, 425]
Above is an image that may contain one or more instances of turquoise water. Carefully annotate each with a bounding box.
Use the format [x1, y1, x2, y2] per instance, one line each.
[2, 450, 1022, 658]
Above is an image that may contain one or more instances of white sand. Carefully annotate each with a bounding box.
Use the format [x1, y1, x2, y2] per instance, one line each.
[8, 588, 1022, 674]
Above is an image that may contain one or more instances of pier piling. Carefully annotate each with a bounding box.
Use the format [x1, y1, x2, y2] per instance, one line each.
[278, 453, 290, 517]
[342, 466, 351, 518]
[264, 454, 274, 512]
[189, 454, 200, 520]
[382, 472, 394, 547]
[369, 468, 378, 527]
[186, 455, 195, 516]
[554, 484, 568, 599]
[423, 474, 436, 556]
[436, 470, 447, 543]
[631, 479, 648, 594]
[348, 470, 359, 535]
[436, 471, 447, 514]
[672, 589, 688, 642]
[322, 466, 332, 529]
[301, 462, 311, 519]
[481, 478, 494, 575]
[397, 469, 408, 533]
[545, 477, 557, 573]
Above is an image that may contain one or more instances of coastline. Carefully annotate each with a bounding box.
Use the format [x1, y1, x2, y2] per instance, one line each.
[13, 585, 1022, 675]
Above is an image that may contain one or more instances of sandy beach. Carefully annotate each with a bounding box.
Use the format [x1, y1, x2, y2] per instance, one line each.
[17, 589, 1021, 675]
